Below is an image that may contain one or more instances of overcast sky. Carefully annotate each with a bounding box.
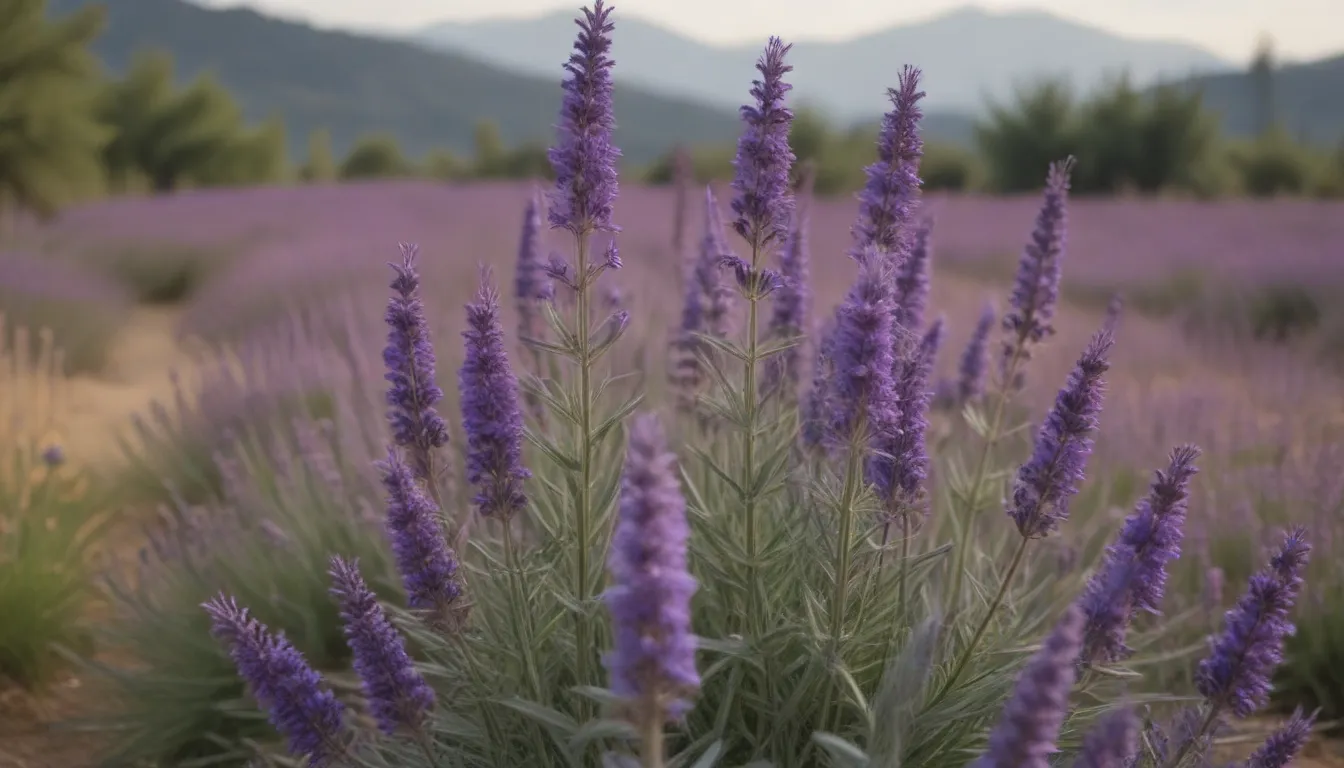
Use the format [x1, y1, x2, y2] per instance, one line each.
[195, 0, 1342, 64]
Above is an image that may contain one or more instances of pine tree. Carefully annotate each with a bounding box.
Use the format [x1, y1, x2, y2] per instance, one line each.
[0, 0, 111, 229]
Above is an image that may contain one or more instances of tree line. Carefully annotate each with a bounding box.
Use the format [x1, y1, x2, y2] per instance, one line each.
[647, 73, 1344, 199]
[4, 2, 1342, 233]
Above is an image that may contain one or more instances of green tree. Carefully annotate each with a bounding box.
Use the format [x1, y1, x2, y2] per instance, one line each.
[100, 53, 247, 193]
[1074, 75, 1146, 193]
[1250, 34, 1277, 138]
[976, 80, 1079, 192]
[1132, 85, 1217, 193]
[789, 105, 830, 169]
[471, 120, 507, 178]
[422, 149, 464, 181]
[0, 0, 110, 228]
[301, 128, 336, 182]
[339, 134, 411, 179]
[194, 117, 289, 187]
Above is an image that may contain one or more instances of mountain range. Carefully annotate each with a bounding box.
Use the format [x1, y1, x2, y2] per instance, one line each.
[44, 0, 1344, 170]
[47, 0, 743, 164]
[416, 7, 1235, 122]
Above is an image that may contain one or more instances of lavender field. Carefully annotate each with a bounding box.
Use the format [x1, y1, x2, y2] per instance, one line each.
[3, 5, 1344, 768]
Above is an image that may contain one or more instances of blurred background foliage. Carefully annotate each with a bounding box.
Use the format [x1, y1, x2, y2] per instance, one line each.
[2, 0, 1344, 241]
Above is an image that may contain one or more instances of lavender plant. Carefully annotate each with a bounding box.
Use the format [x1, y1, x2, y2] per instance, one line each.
[168, 8, 1326, 768]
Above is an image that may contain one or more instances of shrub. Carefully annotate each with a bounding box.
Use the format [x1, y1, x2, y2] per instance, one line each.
[112, 316, 359, 506]
[82, 242, 232, 305]
[1247, 283, 1321, 342]
[88, 416, 403, 765]
[0, 251, 133, 374]
[0, 326, 108, 688]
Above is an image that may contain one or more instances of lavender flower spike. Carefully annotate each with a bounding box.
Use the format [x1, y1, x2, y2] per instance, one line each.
[384, 244, 450, 484]
[891, 215, 933, 337]
[1245, 709, 1315, 768]
[605, 413, 700, 720]
[459, 267, 531, 520]
[1008, 328, 1113, 539]
[379, 447, 464, 621]
[1072, 708, 1138, 768]
[730, 36, 796, 253]
[1195, 527, 1310, 719]
[548, 0, 620, 235]
[852, 66, 925, 258]
[870, 318, 943, 526]
[515, 189, 550, 342]
[828, 247, 899, 453]
[957, 302, 995, 405]
[1002, 158, 1075, 374]
[329, 556, 435, 735]
[1080, 445, 1201, 664]
[204, 595, 348, 766]
[971, 605, 1084, 768]
[762, 197, 812, 395]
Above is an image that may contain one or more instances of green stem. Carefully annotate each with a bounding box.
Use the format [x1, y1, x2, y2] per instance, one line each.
[639, 706, 667, 768]
[742, 243, 762, 637]
[1162, 705, 1221, 768]
[504, 518, 545, 700]
[946, 347, 1025, 615]
[931, 535, 1031, 706]
[818, 433, 865, 734]
[574, 230, 595, 699]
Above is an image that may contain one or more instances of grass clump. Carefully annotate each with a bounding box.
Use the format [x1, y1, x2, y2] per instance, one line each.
[0, 326, 108, 689]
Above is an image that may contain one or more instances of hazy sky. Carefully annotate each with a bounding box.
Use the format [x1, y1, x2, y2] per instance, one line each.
[196, 0, 1342, 64]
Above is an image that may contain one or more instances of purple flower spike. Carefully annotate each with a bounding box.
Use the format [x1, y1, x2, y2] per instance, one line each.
[1003, 158, 1075, 375]
[730, 37, 796, 253]
[1196, 527, 1310, 719]
[515, 190, 551, 342]
[1081, 445, 1201, 664]
[329, 556, 435, 735]
[605, 414, 700, 720]
[827, 249, 899, 453]
[852, 66, 925, 258]
[1008, 328, 1112, 539]
[800, 316, 837, 448]
[957, 302, 995, 405]
[892, 215, 933, 337]
[459, 267, 531, 520]
[972, 605, 1084, 768]
[1072, 708, 1137, 768]
[383, 244, 450, 484]
[548, 1, 620, 235]
[1246, 709, 1315, 768]
[203, 595, 348, 767]
[670, 188, 737, 406]
[870, 318, 943, 526]
[378, 448, 464, 619]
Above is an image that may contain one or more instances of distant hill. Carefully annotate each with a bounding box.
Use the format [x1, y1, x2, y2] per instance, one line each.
[416, 6, 1232, 122]
[45, 0, 747, 165]
[1176, 54, 1344, 145]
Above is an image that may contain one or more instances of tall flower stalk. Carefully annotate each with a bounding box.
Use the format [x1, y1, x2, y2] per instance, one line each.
[544, 0, 622, 695]
[947, 157, 1076, 614]
[605, 414, 699, 768]
[725, 36, 795, 634]
[939, 327, 1112, 698]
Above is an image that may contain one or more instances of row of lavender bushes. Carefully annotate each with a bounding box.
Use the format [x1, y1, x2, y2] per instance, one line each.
[54, 4, 1343, 768]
